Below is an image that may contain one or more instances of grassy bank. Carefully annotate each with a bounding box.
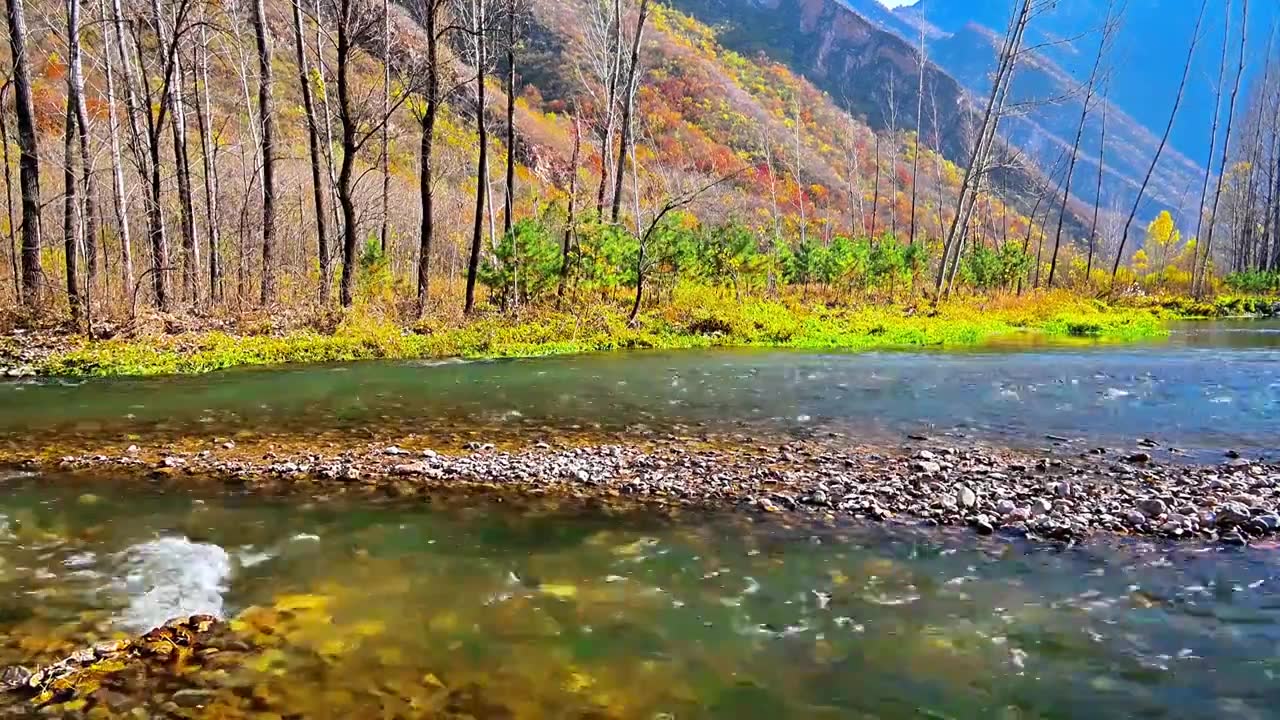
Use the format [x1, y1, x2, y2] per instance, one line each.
[19, 289, 1204, 377]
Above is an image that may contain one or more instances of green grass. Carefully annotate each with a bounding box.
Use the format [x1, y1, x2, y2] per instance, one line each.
[36, 290, 1178, 377]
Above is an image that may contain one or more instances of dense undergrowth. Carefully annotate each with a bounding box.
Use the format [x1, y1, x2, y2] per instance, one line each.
[28, 288, 1244, 377]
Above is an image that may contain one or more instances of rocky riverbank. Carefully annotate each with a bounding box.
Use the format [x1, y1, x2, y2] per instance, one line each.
[14, 434, 1280, 545]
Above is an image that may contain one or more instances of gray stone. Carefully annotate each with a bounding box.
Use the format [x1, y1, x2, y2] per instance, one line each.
[995, 499, 1017, 516]
[1253, 514, 1280, 533]
[1214, 502, 1252, 528]
[956, 485, 978, 509]
[392, 462, 430, 476]
[383, 446, 411, 456]
[1124, 510, 1148, 527]
[912, 460, 942, 474]
[1138, 498, 1167, 518]
[1032, 498, 1053, 516]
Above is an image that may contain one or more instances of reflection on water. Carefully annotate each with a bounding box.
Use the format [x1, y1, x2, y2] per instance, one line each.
[2, 477, 1280, 718]
[2, 320, 1278, 460]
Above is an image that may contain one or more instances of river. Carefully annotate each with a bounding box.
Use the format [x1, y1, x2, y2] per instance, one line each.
[0, 319, 1278, 718]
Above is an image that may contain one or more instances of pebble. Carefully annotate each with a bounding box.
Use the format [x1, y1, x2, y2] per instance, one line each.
[37, 437, 1280, 547]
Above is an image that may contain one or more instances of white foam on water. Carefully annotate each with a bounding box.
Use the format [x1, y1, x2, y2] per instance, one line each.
[114, 537, 232, 632]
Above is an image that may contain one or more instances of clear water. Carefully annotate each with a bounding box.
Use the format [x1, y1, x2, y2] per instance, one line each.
[2, 477, 1280, 719]
[1, 319, 1279, 717]
[2, 319, 1277, 460]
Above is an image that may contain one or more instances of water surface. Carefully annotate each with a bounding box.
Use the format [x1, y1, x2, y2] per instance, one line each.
[2, 476, 1279, 719]
[2, 319, 1277, 460]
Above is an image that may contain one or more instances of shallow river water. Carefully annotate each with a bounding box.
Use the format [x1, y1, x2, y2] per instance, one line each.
[0, 319, 1278, 718]
[3, 477, 1280, 719]
[1, 319, 1278, 460]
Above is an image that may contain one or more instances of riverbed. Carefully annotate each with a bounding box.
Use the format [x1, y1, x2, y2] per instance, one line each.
[0, 319, 1278, 718]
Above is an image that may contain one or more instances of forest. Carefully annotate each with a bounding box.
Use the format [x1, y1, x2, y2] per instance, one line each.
[0, 0, 1277, 343]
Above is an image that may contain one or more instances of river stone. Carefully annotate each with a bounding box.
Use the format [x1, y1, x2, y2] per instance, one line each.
[1138, 498, 1168, 518]
[1123, 510, 1148, 527]
[973, 515, 994, 535]
[1005, 507, 1032, 523]
[956, 485, 977, 509]
[171, 689, 218, 708]
[1215, 502, 1252, 528]
[392, 462, 430, 476]
[1031, 498, 1052, 516]
[995, 499, 1017, 516]
[1127, 452, 1152, 464]
[912, 460, 942, 474]
[1253, 514, 1280, 533]
[0, 665, 32, 691]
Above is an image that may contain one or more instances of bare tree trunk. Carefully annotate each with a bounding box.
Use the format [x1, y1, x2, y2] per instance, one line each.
[558, 110, 581, 302]
[380, 0, 391, 254]
[253, 0, 277, 305]
[1111, 0, 1209, 283]
[1048, 0, 1116, 287]
[67, 0, 99, 295]
[62, 102, 82, 324]
[316, 0, 343, 241]
[100, 0, 134, 296]
[1195, 0, 1249, 297]
[6, 0, 42, 308]
[937, 0, 1031, 294]
[795, 101, 807, 243]
[337, 0, 359, 307]
[504, 0, 518, 308]
[908, 26, 925, 245]
[593, 0, 621, 216]
[170, 42, 200, 305]
[870, 132, 880, 238]
[1086, 81, 1110, 278]
[293, 0, 331, 305]
[464, 0, 488, 314]
[610, 0, 650, 225]
[194, 22, 222, 303]
[0, 90, 17, 305]
[416, 0, 442, 316]
[1190, 3, 1232, 293]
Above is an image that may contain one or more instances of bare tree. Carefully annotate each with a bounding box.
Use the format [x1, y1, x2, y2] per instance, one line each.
[558, 109, 582, 302]
[379, 0, 391, 253]
[609, 0, 650, 225]
[1086, 80, 1110, 277]
[463, 0, 489, 313]
[1047, 0, 1118, 287]
[62, 100, 82, 323]
[293, 0, 331, 304]
[0, 86, 17, 304]
[1110, 0, 1209, 284]
[6, 0, 42, 308]
[252, 0, 278, 304]
[68, 0, 99, 293]
[908, 25, 925, 245]
[1194, 0, 1250, 296]
[100, 0, 134, 294]
[194, 20, 222, 302]
[936, 0, 1035, 295]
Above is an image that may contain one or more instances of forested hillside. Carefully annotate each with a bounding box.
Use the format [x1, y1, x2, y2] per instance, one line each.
[0, 0, 1276, 333]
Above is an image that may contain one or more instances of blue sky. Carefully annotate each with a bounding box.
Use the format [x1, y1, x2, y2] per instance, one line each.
[878, 0, 917, 6]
